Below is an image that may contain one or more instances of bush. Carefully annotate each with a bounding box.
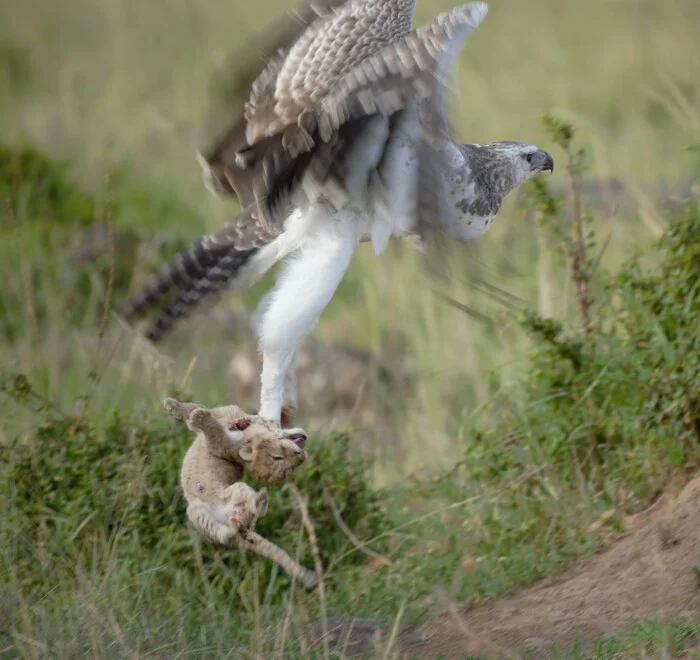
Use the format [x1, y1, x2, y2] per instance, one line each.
[1, 375, 390, 601]
[0, 143, 195, 340]
[402, 125, 700, 604]
[455, 120, 700, 500]
[0, 143, 97, 230]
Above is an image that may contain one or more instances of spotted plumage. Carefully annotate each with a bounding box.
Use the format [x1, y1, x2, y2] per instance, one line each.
[124, 0, 553, 427]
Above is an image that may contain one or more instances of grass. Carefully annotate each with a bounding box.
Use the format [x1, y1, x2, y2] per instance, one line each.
[1, 0, 700, 657]
[2, 137, 698, 658]
[553, 619, 700, 660]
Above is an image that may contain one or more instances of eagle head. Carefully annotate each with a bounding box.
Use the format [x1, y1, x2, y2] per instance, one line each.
[482, 141, 554, 192]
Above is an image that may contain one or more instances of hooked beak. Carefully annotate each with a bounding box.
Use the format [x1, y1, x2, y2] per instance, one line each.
[535, 150, 554, 174]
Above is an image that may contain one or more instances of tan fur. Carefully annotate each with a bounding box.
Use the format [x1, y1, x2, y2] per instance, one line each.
[164, 398, 317, 589]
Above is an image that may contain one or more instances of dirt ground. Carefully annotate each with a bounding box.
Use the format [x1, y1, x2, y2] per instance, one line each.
[310, 476, 700, 658]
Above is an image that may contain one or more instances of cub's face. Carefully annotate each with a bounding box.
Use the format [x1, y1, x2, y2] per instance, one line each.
[237, 422, 308, 486]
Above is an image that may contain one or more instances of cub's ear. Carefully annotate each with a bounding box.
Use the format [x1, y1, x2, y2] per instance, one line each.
[238, 438, 255, 463]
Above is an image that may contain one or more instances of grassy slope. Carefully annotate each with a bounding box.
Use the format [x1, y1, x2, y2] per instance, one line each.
[1, 0, 700, 657]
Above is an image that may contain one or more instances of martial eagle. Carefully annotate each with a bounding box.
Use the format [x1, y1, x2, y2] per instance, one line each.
[124, 0, 553, 428]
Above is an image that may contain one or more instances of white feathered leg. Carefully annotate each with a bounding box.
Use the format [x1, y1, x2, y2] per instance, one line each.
[281, 352, 299, 426]
[257, 210, 361, 424]
[252, 291, 299, 426]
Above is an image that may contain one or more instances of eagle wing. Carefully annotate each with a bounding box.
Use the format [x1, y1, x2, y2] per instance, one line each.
[314, 2, 488, 237]
[199, 0, 415, 204]
[199, 0, 356, 204]
[202, 2, 488, 247]
[316, 2, 487, 142]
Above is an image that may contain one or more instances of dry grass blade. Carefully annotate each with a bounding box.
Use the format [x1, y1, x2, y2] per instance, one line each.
[323, 487, 392, 565]
[288, 483, 329, 660]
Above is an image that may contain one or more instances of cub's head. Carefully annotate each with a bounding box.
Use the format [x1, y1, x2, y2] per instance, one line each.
[232, 417, 308, 486]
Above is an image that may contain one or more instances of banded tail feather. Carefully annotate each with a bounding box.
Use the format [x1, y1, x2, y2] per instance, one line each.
[123, 236, 258, 343]
[124, 238, 228, 320]
[142, 246, 258, 342]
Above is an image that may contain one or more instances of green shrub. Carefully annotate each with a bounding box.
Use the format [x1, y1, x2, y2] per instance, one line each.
[455, 121, 700, 499]
[0, 143, 97, 230]
[464, 195, 699, 496]
[410, 123, 700, 603]
[1, 375, 390, 601]
[0, 143, 194, 340]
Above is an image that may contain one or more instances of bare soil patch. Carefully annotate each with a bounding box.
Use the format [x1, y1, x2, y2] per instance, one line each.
[416, 476, 700, 658]
[311, 476, 700, 658]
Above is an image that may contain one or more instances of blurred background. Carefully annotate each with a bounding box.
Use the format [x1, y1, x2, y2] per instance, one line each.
[1, 0, 699, 479]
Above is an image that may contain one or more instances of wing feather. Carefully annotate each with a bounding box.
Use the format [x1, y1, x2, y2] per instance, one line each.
[199, 0, 417, 215]
[313, 2, 488, 238]
[317, 2, 488, 142]
[198, 0, 355, 203]
[199, 2, 487, 241]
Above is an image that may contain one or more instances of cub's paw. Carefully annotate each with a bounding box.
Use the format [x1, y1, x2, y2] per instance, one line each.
[187, 407, 214, 432]
[163, 397, 186, 419]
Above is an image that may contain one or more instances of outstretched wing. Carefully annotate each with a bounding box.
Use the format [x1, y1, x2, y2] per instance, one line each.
[199, 0, 415, 203]
[316, 2, 488, 142]
[349, 3, 486, 239]
[203, 2, 489, 246]
[242, 0, 417, 143]
[304, 2, 489, 239]
[200, 0, 356, 203]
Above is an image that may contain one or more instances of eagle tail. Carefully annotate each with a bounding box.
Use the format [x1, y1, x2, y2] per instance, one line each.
[123, 238, 258, 343]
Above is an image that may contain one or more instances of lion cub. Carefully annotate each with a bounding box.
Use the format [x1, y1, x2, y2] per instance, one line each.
[164, 398, 316, 589]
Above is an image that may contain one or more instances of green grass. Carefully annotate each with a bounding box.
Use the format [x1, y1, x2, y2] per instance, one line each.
[1, 0, 700, 656]
[552, 619, 700, 660]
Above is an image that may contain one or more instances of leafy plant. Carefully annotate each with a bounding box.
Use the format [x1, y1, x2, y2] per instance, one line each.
[456, 118, 699, 498]
[1, 372, 390, 601]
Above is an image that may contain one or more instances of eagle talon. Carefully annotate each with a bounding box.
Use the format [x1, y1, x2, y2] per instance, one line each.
[280, 405, 297, 428]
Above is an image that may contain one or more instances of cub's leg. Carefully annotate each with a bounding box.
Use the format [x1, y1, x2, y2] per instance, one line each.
[186, 485, 268, 545]
[187, 407, 243, 461]
[225, 482, 268, 530]
[186, 501, 241, 545]
[165, 398, 252, 434]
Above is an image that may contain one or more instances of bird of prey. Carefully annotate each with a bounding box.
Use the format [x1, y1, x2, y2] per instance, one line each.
[124, 0, 553, 429]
